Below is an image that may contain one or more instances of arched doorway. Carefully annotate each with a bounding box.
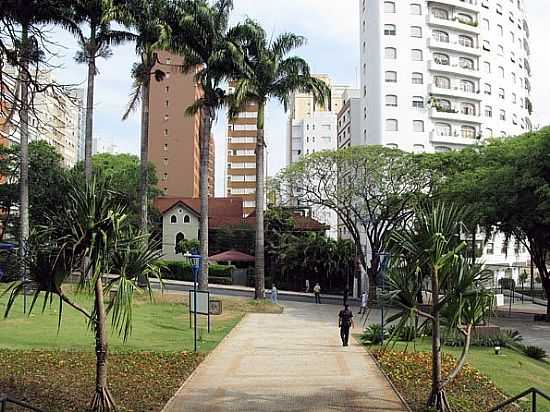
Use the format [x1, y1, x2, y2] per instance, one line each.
[175, 232, 185, 254]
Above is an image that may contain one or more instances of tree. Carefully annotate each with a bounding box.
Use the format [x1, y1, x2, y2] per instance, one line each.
[280, 145, 433, 301]
[2, 179, 163, 411]
[68, 0, 135, 183]
[229, 21, 330, 299]
[387, 202, 493, 412]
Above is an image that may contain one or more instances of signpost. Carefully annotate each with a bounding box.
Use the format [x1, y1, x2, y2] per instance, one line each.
[184, 252, 202, 352]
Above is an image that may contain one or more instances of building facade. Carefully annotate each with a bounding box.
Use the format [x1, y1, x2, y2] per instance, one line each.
[360, 0, 533, 152]
[148, 51, 215, 197]
[337, 89, 362, 149]
[225, 99, 258, 216]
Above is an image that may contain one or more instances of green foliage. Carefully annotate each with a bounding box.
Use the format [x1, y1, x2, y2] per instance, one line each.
[522, 345, 548, 361]
[157, 260, 234, 283]
[175, 239, 200, 255]
[210, 224, 255, 256]
[443, 329, 523, 349]
[360, 324, 388, 345]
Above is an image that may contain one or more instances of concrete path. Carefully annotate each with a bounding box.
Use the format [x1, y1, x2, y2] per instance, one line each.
[164, 301, 406, 412]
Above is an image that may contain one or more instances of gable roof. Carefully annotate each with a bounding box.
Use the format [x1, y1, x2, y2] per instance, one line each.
[154, 197, 244, 218]
[162, 200, 201, 217]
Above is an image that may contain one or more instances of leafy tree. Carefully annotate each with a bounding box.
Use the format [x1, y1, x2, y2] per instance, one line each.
[387, 202, 493, 412]
[229, 20, 331, 299]
[176, 238, 200, 255]
[280, 145, 433, 300]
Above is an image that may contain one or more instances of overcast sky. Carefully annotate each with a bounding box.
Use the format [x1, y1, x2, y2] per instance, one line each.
[48, 1, 550, 196]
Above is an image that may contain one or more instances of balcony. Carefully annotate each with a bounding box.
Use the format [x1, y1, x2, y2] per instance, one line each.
[430, 107, 482, 124]
[427, 14, 481, 34]
[428, 84, 482, 101]
[429, 0, 479, 13]
[430, 130, 479, 146]
[427, 38, 482, 57]
[428, 60, 481, 79]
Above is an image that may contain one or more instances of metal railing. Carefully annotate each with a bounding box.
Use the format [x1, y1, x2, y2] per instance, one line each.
[0, 394, 45, 412]
[488, 388, 550, 412]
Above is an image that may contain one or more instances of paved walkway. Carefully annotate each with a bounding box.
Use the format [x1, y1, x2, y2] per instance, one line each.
[164, 301, 406, 412]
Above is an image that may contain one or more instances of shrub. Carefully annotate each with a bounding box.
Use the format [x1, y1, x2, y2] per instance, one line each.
[522, 345, 547, 361]
[443, 329, 523, 348]
[388, 324, 417, 342]
[360, 324, 388, 345]
[156, 260, 235, 282]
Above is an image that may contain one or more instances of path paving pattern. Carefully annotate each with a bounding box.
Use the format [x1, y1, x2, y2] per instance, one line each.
[164, 302, 406, 411]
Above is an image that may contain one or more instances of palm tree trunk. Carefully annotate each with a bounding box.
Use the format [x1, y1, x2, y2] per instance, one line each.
[198, 106, 211, 291]
[139, 73, 150, 235]
[254, 101, 266, 300]
[84, 29, 97, 183]
[90, 276, 116, 411]
[19, 23, 30, 306]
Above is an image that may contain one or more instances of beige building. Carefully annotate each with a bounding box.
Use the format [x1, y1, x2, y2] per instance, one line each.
[148, 51, 215, 197]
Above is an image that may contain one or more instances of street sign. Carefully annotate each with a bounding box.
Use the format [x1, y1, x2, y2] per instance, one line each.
[209, 299, 222, 315]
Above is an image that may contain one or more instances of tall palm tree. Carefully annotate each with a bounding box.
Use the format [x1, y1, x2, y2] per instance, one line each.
[229, 21, 331, 299]
[69, 0, 135, 183]
[169, 0, 241, 290]
[122, 0, 171, 235]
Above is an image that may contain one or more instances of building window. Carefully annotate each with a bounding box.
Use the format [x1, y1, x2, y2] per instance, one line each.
[413, 144, 425, 153]
[499, 88, 505, 99]
[410, 26, 422, 38]
[433, 30, 449, 43]
[496, 3, 503, 15]
[165, 100, 169, 107]
[411, 49, 423, 61]
[436, 123, 452, 136]
[485, 105, 493, 117]
[482, 40, 491, 51]
[170, 215, 177, 224]
[184, 215, 190, 223]
[385, 119, 398, 131]
[384, 1, 396, 13]
[497, 24, 503, 36]
[459, 35, 474, 48]
[385, 71, 397, 82]
[164, 129, 168, 136]
[497, 45, 504, 55]
[432, 8, 448, 20]
[165, 86, 170, 93]
[435, 146, 451, 153]
[460, 80, 475, 93]
[512, 93, 517, 104]
[487, 242, 494, 255]
[384, 24, 396, 35]
[485, 128, 493, 137]
[434, 76, 450, 89]
[385, 95, 398, 107]
[412, 72, 423, 84]
[410, 3, 422, 15]
[461, 125, 476, 139]
[433, 53, 449, 65]
[460, 57, 474, 70]
[384, 47, 397, 59]
[458, 13, 474, 24]
[483, 62, 491, 73]
[484, 83, 492, 95]
[498, 66, 505, 78]
[412, 96, 424, 108]
[500, 109, 506, 120]
[461, 103, 476, 116]
[482, 18, 490, 30]
[413, 120, 424, 132]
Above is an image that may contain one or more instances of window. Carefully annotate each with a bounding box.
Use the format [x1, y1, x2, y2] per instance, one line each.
[165, 100, 169, 107]
[410, 3, 422, 15]
[485, 128, 493, 137]
[461, 103, 476, 115]
[412, 96, 424, 108]
[385, 119, 398, 131]
[461, 125, 476, 139]
[434, 76, 450, 89]
[484, 83, 492, 95]
[511, 72, 516, 83]
[512, 93, 517, 104]
[435, 146, 451, 153]
[386, 143, 399, 149]
[412, 72, 423, 84]
[485, 105, 493, 117]
[487, 242, 494, 255]
[411, 49, 423, 61]
[170, 215, 177, 224]
[385, 95, 398, 107]
[385, 47, 397, 59]
[483, 61, 491, 73]
[384, 24, 396, 35]
[483, 40, 491, 51]
[175, 233, 184, 253]
[482, 18, 490, 30]
[433, 53, 449, 65]
[410, 26, 422, 37]
[460, 80, 475, 93]
[497, 24, 503, 36]
[459, 35, 474, 48]
[436, 122, 452, 136]
[164, 129, 168, 136]
[500, 109, 506, 120]
[499, 88, 505, 99]
[385, 71, 397, 82]
[433, 30, 449, 43]
[497, 45, 504, 55]
[458, 13, 474, 24]
[413, 144, 425, 153]
[498, 66, 505, 78]
[384, 1, 395, 13]
[496, 3, 503, 15]
[460, 57, 474, 70]
[413, 120, 424, 132]
[432, 7, 448, 19]
[165, 86, 170, 93]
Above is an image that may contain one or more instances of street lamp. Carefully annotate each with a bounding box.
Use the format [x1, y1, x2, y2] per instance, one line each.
[184, 252, 202, 352]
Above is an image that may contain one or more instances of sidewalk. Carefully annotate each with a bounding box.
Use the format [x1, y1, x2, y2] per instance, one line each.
[163, 301, 406, 412]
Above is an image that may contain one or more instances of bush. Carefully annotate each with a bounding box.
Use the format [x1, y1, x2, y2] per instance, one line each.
[360, 324, 388, 345]
[156, 260, 235, 282]
[522, 345, 547, 361]
[444, 329, 523, 348]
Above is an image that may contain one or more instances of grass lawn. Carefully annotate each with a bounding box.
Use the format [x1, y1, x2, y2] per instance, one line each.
[0, 287, 282, 411]
[370, 338, 550, 412]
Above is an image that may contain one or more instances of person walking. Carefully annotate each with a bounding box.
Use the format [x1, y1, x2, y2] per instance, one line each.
[305, 279, 310, 293]
[359, 291, 368, 316]
[313, 282, 321, 304]
[271, 284, 278, 304]
[338, 304, 354, 347]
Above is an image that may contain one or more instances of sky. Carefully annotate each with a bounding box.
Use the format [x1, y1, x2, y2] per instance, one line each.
[48, 0, 550, 197]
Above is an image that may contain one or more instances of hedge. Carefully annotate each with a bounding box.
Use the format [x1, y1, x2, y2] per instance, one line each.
[156, 260, 235, 284]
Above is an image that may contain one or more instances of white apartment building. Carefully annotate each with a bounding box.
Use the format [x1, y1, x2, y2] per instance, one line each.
[360, 0, 532, 153]
[337, 89, 362, 149]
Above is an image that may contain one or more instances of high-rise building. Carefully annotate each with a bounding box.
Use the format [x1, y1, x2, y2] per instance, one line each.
[337, 89, 362, 149]
[75, 89, 86, 163]
[148, 51, 214, 197]
[225, 99, 258, 216]
[360, 0, 533, 152]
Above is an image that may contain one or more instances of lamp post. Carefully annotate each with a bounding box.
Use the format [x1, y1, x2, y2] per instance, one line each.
[378, 252, 391, 345]
[184, 252, 202, 352]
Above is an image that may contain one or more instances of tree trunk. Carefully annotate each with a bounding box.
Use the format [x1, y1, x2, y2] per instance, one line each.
[19, 23, 30, 303]
[89, 276, 116, 411]
[139, 73, 150, 235]
[198, 107, 212, 291]
[367, 253, 380, 302]
[542, 277, 550, 319]
[254, 101, 266, 300]
[427, 267, 450, 412]
[84, 29, 96, 183]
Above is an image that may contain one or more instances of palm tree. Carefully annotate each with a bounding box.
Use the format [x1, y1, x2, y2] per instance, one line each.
[69, 0, 135, 183]
[168, 0, 241, 290]
[122, 0, 171, 234]
[229, 21, 331, 299]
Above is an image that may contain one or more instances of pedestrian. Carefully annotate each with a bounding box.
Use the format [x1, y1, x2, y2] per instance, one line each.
[305, 279, 310, 293]
[359, 291, 368, 315]
[338, 304, 354, 347]
[314, 282, 321, 304]
[271, 284, 278, 304]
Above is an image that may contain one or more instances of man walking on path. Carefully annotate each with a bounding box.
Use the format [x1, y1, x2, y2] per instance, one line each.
[313, 282, 321, 304]
[271, 284, 278, 304]
[359, 291, 368, 316]
[338, 304, 354, 347]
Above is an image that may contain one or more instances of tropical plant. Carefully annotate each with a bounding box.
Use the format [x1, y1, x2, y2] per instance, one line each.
[360, 324, 388, 345]
[387, 201, 493, 412]
[2, 179, 162, 411]
[522, 345, 547, 361]
[229, 20, 331, 299]
[176, 238, 200, 255]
